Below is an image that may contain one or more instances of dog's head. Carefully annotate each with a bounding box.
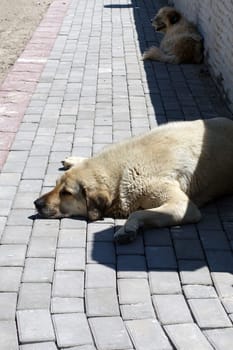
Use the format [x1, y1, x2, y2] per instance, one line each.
[34, 162, 112, 221]
[151, 7, 181, 32]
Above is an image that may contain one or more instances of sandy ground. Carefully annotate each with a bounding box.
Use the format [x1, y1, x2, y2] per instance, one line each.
[0, 0, 53, 83]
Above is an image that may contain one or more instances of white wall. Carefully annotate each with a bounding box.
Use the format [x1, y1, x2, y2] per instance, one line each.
[171, 0, 233, 111]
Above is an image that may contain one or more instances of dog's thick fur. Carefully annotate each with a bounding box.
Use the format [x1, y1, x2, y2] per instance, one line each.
[143, 6, 203, 64]
[35, 118, 233, 243]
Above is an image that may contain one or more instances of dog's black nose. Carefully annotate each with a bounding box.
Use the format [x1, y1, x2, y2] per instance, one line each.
[34, 197, 45, 211]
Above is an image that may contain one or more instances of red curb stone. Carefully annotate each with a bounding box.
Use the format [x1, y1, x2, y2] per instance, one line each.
[0, 0, 70, 171]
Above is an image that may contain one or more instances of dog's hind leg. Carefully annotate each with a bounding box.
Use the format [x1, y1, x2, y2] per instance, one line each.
[114, 187, 201, 243]
[61, 156, 87, 169]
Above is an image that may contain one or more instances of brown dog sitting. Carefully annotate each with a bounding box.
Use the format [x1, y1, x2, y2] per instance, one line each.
[143, 7, 203, 64]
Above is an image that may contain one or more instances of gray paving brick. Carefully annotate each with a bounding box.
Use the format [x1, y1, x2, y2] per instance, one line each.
[0, 267, 22, 292]
[89, 316, 132, 350]
[188, 298, 232, 328]
[58, 229, 86, 247]
[116, 235, 144, 255]
[204, 328, 233, 350]
[0, 244, 27, 266]
[27, 236, 57, 258]
[0, 217, 6, 239]
[183, 285, 218, 299]
[19, 180, 42, 193]
[146, 246, 177, 270]
[22, 258, 54, 283]
[126, 318, 172, 350]
[221, 297, 233, 313]
[32, 220, 59, 237]
[0, 293, 17, 320]
[212, 272, 233, 297]
[55, 248, 85, 270]
[60, 218, 87, 230]
[120, 302, 155, 321]
[118, 278, 151, 305]
[144, 228, 172, 246]
[85, 264, 116, 289]
[52, 271, 84, 297]
[206, 251, 233, 273]
[87, 223, 114, 241]
[1, 226, 31, 244]
[17, 283, 51, 310]
[174, 239, 204, 260]
[199, 230, 230, 250]
[7, 209, 33, 226]
[85, 288, 119, 317]
[17, 309, 55, 343]
[53, 313, 93, 348]
[152, 294, 193, 325]
[117, 255, 147, 279]
[179, 260, 212, 285]
[20, 342, 58, 350]
[170, 225, 198, 240]
[86, 241, 115, 264]
[0, 173, 21, 186]
[149, 270, 182, 295]
[60, 346, 96, 350]
[51, 297, 84, 314]
[0, 320, 18, 350]
[165, 324, 213, 350]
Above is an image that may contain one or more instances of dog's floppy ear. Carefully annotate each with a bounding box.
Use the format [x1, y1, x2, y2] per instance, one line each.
[168, 9, 181, 24]
[85, 189, 111, 221]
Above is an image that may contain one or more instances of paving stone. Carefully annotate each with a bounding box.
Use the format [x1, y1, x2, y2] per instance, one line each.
[85, 264, 116, 289]
[204, 328, 233, 350]
[188, 298, 232, 328]
[32, 220, 59, 237]
[170, 225, 198, 240]
[174, 239, 204, 260]
[183, 285, 218, 299]
[152, 294, 193, 325]
[20, 342, 58, 350]
[206, 251, 233, 273]
[221, 297, 233, 313]
[17, 309, 55, 343]
[60, 346, 96, 350]
[51, 297, 84, 314]
[53, 313, 93, 348]
[118, 278, 151, 305]
[55, 248, 85, 270]
[0, 293, 17, 320]
[13, 192, 39, 209]
[86, 241, 116, 264]
[212, 272, 233, 297]
[0, 244, 27, 266]
[0, 320, 18, 350]
[52, 271, 84, 297]
[179, 260, 212, 285]
[144, 227, 172, 246]
[199, 230, 230, 250]
[87, 223, 114, 241]
[89, 316, 132, 350]
[0, 173, 21, 186]
[1, 226, 31, 244]
[27, 236, 57, 258]
[117, 255, 147, 278]
[17, 283, 51, 310]
[165, 323, 213, 350]
[60, 218, 87, 230]
[120, 302, 155, 321]
[0, 266, 22, 292]
[149, 270, 182, 294]
[126, 318, 172, 350]
[58, 229, 86, 247]
[116, 235, 144, 255]
[7, 209, 33, 226]
[85, 288, 119, 317]
[146, 246, 177, 269]
[22, 258, 54, 283]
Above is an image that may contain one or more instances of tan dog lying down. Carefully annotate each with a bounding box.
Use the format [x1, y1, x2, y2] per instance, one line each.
[143, 6, 203, 64]
[34, 118, 233, 243]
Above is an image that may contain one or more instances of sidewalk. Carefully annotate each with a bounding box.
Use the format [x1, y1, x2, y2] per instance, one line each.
[0, 0, 233, 349]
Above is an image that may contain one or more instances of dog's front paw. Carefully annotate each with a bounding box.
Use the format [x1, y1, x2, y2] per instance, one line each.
[114, 219, 139, 244]
[61, 156, 86, 169]
[142, 46, 161, 61]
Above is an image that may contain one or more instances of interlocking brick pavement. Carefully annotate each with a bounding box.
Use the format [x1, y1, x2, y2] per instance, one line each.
[0, 0, 233, 348]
